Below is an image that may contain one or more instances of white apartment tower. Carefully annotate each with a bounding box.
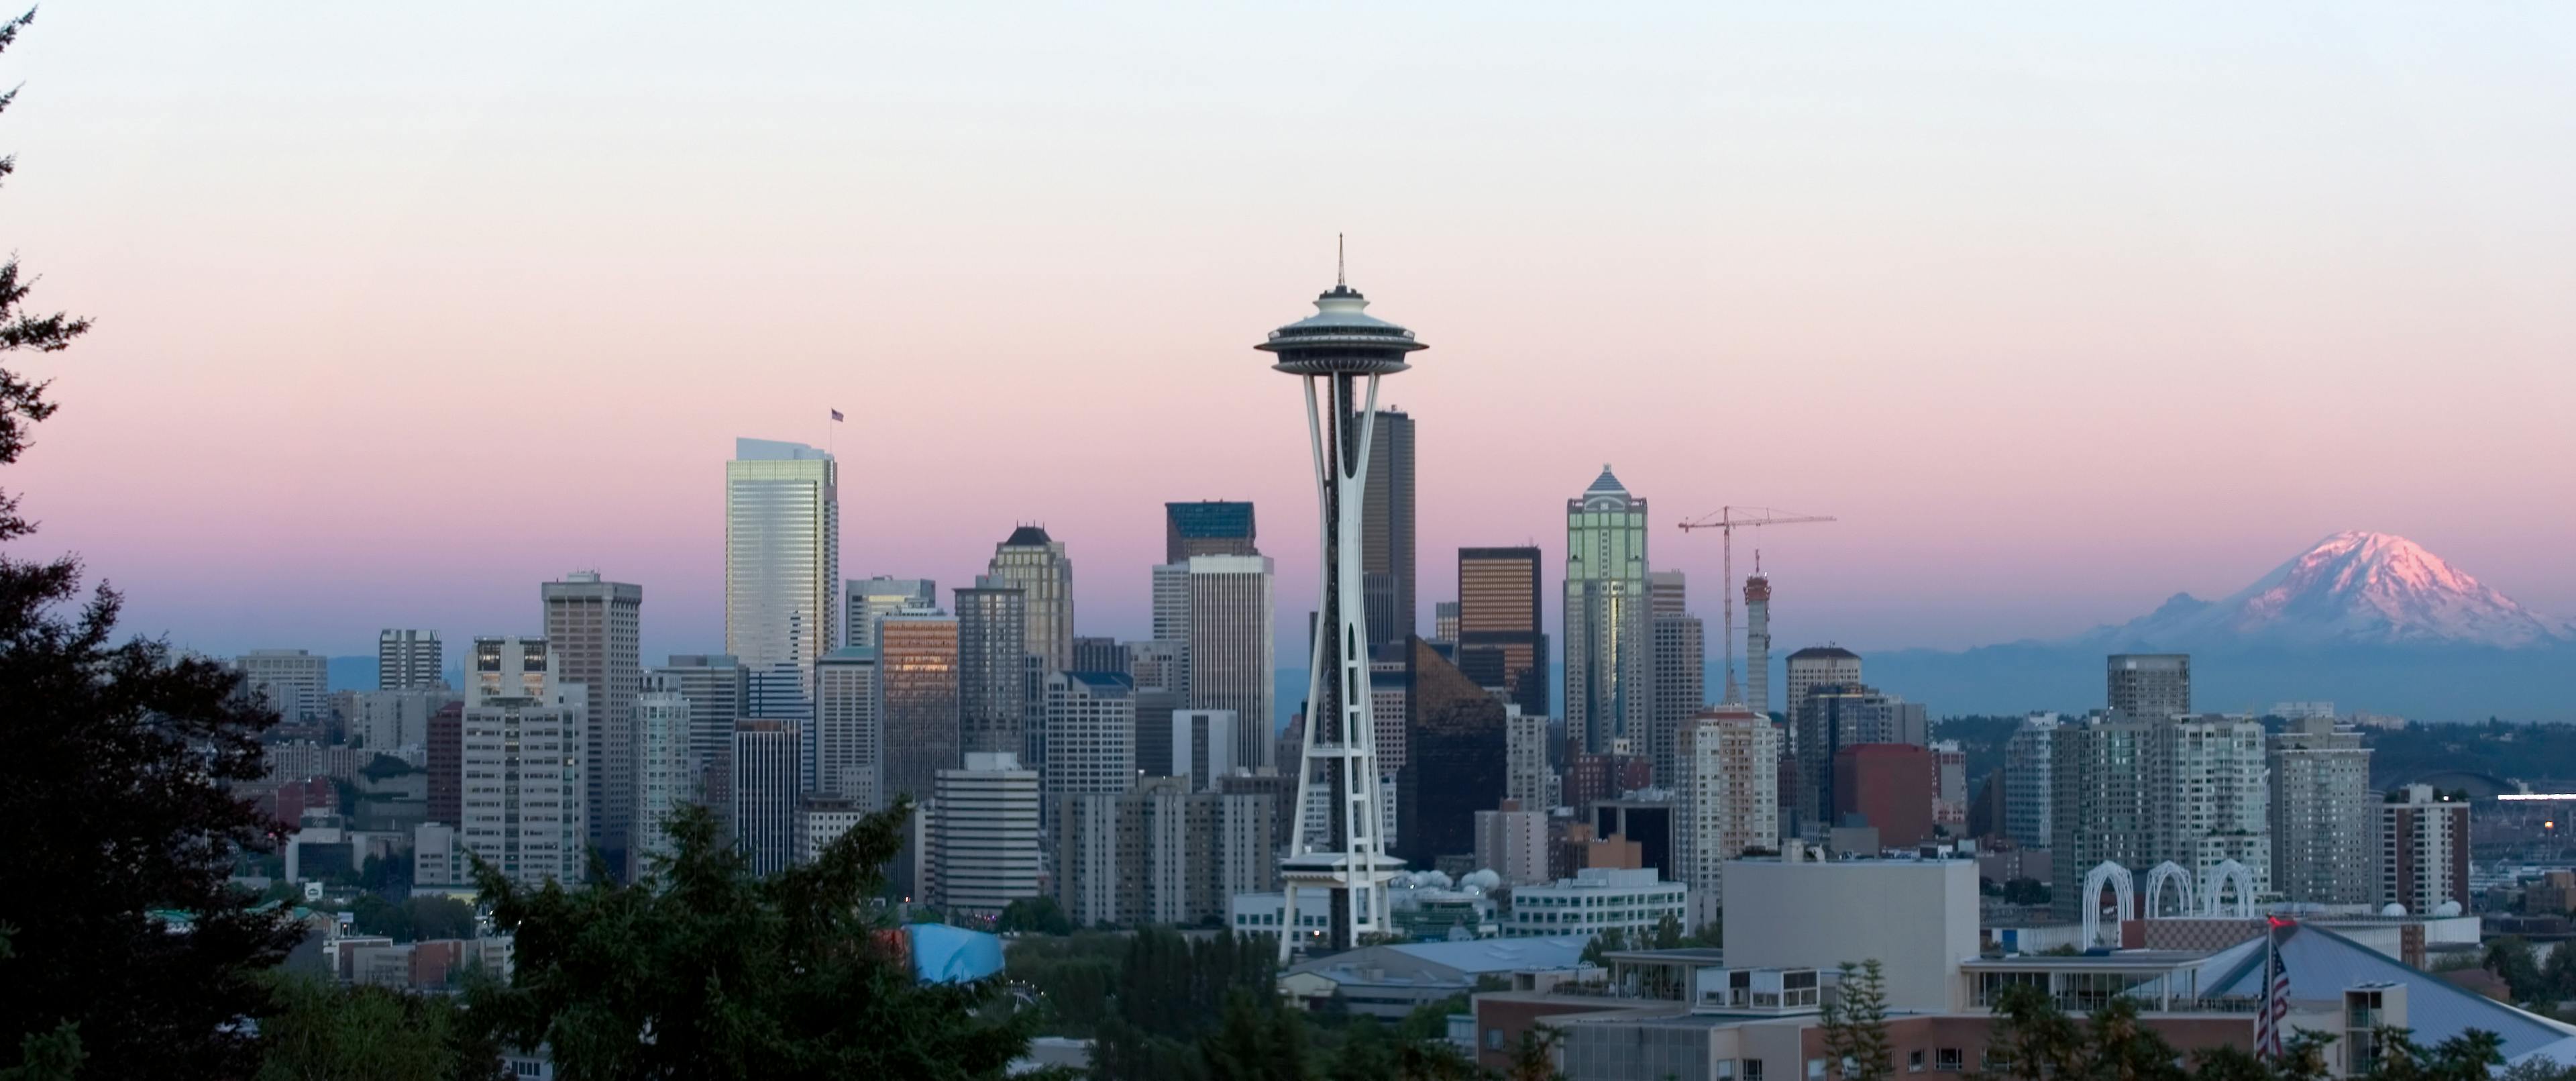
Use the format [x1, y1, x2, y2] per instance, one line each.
[632, 688, 693, 876]
[542, 572, 643, 879]
[928, 752, 1043, 914]
[377, 629, 445, 690]
[460, 638, 587, 887]
[237, 649, 329, 723]
[1674, 705, 1778, 927]
[1504, 708, 1555, 811]
[726, 438, 839, 674]
[2269, 717, 2375, 905]
[2002, 715, 2060, 848]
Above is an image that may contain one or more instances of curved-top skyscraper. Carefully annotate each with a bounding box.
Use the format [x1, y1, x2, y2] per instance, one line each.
[1256, 261, 1423, 959]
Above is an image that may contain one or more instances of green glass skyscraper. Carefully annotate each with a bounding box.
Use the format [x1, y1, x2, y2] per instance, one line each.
[1564, 466, 1650, 756]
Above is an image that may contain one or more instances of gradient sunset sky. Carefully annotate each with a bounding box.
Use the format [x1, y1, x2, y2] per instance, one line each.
[5, 3, 2573, 666]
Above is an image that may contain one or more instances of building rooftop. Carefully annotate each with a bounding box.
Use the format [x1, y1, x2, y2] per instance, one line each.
[1167, 501, 1255, 538]
[1787, 646, 1860, 661]
[1002, 525, 1053, 546]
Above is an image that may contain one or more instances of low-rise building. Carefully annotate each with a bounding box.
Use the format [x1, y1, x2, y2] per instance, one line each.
[1499, 868, 1686, 941]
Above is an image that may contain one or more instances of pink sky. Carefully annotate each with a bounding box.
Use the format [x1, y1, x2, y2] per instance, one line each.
[5, 3, 2573, 664]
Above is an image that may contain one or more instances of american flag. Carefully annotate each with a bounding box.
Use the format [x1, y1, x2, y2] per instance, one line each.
[830, 409, 845, 422]
[2255, 918, 2292, 1059]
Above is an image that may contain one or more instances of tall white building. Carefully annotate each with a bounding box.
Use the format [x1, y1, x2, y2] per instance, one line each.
[542, 572, 643, 878]
[1564, 467, 1650, 756]
[729, 719, 802, 877]
[2169, 714, 2271, 900]
[812, 647, 882, 810]
[2002, 715, 2060, 848]
[1672, 705, 1778, 926]
[1184, 554, 1275, 770]
[1058, 776, 1280, 927]
[377, 629, 445, 691]
[928, 752, 1042, 914]
[726, 438, 839, 673]
[1474, 799, 1551, 886]
[2382, 784, 2470, 915]
[843, 576, 934, 651]
[986, 526, 1073, 674]
[1042, 671, 1136, 827]
[1505, 707, 1555, 811]
[237, 649, 329, 723]
[1782, 646, 1862, 722]
[632, 688, 693, 875]
[460, 639, 587, 887]
[2270, 717, 2375, 906]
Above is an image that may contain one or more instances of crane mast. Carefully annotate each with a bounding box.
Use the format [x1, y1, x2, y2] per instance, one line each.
[1675, 507, 1836, 706]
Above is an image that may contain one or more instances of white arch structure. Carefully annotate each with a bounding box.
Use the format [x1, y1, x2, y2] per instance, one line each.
[2144, 861, 2196, 919]
[2080, 861, 2135, 949]
[2201, 860, 2255, 918]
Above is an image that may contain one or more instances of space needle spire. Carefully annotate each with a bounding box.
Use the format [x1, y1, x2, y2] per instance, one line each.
[1256, 247, 1423, 960]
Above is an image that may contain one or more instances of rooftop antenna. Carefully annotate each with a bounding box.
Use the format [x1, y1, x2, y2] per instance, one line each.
[1337, 233, 1346, 287]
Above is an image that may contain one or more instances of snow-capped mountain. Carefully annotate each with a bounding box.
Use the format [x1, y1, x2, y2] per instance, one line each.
[2086, 531, 2572, 650]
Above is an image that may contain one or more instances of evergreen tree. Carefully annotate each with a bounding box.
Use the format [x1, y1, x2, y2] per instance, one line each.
[464, 800, 1044, 1080]
[1502, 1025, 1563, 1081]
[254, 975, 502, 1081]
[0, 18, 303, 1068]
[1821, 960, 1892, 1081]
[1199, 992, 1309, 1081]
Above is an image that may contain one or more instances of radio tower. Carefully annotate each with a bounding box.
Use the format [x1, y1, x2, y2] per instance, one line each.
[1259, 242, 1417, 960]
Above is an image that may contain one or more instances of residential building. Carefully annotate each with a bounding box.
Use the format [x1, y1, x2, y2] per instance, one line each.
[1505, 708, 1554, 811]
[1362, 408, 1415, 650]
[985, 525, 1073, 674]
[1184, 554, 1275, 769]
[729, 720, 800, 876]
[843, 576, 934, 651]
[542, 571, 643, 878]
[725, 437, 838, 672]
[632, 688, 692, 874]
[427, 701, 463, 826]
[459, 641, 586, 886]
[811, 647, 881, 809]
[1564, 466, 1650, 756]
[2049, 713, 2271, 922]
[237, 649, 329, 723]
[954, 580, 1029, 759]
[1165, 500, 1257, 562]
[1057, 776, 1280, 927]
[2002, 715, 2061, 847]
[797, 797, 867, 865]
[1476, 799, 1552, 886]
[2108, 654, 2192, 718]
[347, 688, 453, 752]
[1790, 682, 1925, 840]
[2383, 784, 2470, 915]
[1499, 868, 1687, 941]
[1396, 636, 1507, 868]
[2271, 717, 2375, 906]
[1672, 706, 1777, 925]
[1933, 741, 1968, 835]
[469, 635, 549, 700]
[1780, 646, 1861, 725]
[377, 629, 445, 690]
[928, 752, 1042, 914]
[1646, 570, 1704, 784]
[1741, 574, 1771, 715]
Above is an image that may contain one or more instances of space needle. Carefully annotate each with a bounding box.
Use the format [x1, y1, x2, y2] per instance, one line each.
[1258, 242, 1420, 960]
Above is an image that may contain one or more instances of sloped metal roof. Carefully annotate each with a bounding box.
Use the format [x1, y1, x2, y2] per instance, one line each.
[2194, 923, 2573, 1059]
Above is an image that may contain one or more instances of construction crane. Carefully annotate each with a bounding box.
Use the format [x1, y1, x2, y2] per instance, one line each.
[1676, 507, 1837, 705]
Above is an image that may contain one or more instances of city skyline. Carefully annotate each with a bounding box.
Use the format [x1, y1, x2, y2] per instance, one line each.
[7, 5, 2575, 667]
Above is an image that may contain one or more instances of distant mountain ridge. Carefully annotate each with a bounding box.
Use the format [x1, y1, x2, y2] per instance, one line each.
[1866, 531, 2573, 720]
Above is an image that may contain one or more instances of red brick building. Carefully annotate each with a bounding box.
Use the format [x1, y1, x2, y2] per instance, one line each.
[1833, 743, 1934, 847]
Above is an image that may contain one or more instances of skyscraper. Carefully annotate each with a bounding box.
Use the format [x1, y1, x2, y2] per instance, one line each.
[1041, 670, 1135, 831]
[1165, 500, 1257, 562]
[2382, 785, 2469, 915]
[1395, 637, 1507, 868]
[1362, 408, 1415, 650]
[1741, 574, 1771, 716]
[726, 438, 839, 673]
[985, 526, 1073, 675]
[460, 639, 586, 886]
[812, 647, 881, 809]
[1505, 708, 1554, 811]
[927, 752, 1042, 913]
[2050, 713, 2269, 922]
[955, 581, 1030, 759]
[1457, 546, 1547, 718]
[541, 571, 643, 879]
[1184, 554, 1275, 772]
[1782, 646, 1861, 719]
[877, 611, 962, 808]
[1565, 466, 1650, 757]
[1258, 266, 1419, 957]
[1172, 709, 1239, 790]
[843, 576, 934, 651]
[237, 649, 328, 723]
[1673, 705, 1778, 925]
[1648, 570, 1705, 786]
[651, 654, 748, 796]
[728, 720, 801, 876]
[1790, 683, 1925, 840]
[2269, 717, 2375, 905]
[633, 688, 692, 875]
[2002, 714, 2060, 848]
[377, 629, 445, 690]
[1071, 636, 1127, 676]
[2107, 654, 2191, 718]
